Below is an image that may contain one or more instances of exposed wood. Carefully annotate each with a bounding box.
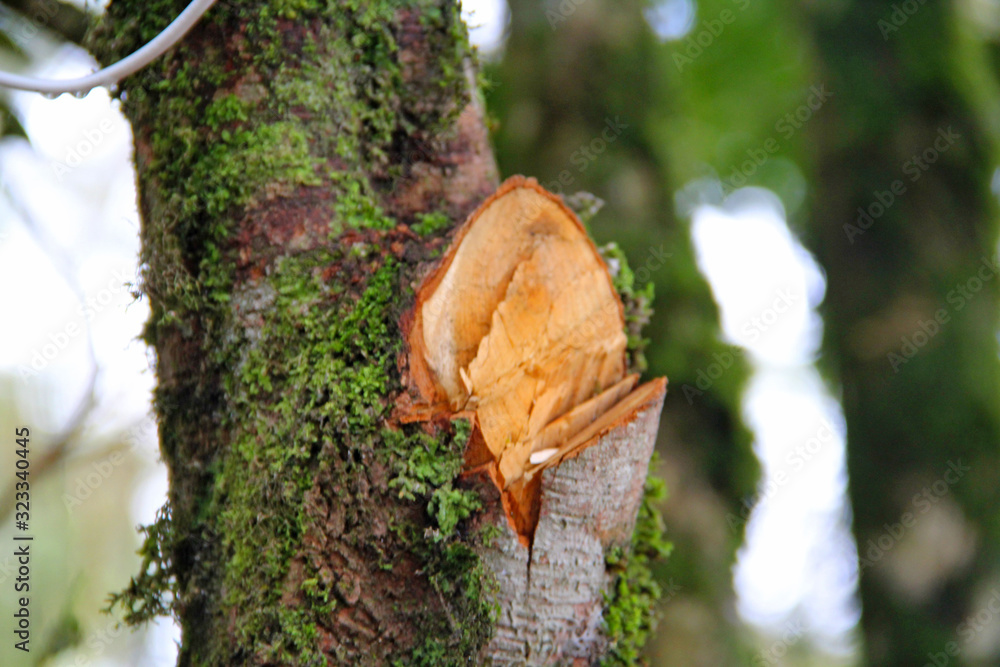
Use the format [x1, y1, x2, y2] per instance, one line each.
[407, 177, 665, 545]
[403, 176, 668, 662]
[408, 176, 626, 412]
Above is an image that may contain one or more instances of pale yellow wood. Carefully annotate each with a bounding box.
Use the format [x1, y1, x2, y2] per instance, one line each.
[417, 178, 628, 486]
[409, 176, 664, 540]
[498, 373, 638, 485]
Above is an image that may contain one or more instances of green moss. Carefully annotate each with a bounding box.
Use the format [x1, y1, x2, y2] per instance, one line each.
[417, 538, 499, 664]
[181, 249, 493, 663]
[276, 609, 324, 666]
[412, 211, 452, 236]
[206, 254, 467, 661]
[92, 1, 493, 662]
[475, 522, 504, 548]
[89, 0, 474, 334]
[382, 417, 498, 663]
[203, 94, 251, 129]
[428, 486, 482, 536]
[104, 504, 176, 625]
[111, 246, 496, 664]
[385, 426, 464, 500]
[402, 637, 450, 667]
[601, 470, 672, 666]
[600, 242, 655, 374]
[383, 419, 476, 528]
[330, 173, 396, 232]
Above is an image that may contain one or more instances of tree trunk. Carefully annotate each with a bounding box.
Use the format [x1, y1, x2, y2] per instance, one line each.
[89, 1, 666, 664]
[802, 1, 1000, 663]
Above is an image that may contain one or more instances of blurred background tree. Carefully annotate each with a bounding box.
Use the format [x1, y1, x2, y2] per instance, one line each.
[799, 1, 1000, 664]
[0, 1, 175, 665]
[488, 0, 1000, 665]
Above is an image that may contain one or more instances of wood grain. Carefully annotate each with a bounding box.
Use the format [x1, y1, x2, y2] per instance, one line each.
[407, 175, 666, 543]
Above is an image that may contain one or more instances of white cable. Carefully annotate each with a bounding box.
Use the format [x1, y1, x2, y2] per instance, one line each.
[0, 0, 217, 96]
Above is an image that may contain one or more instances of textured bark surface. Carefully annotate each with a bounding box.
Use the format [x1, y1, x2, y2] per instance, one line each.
[472, 378, 666, 665]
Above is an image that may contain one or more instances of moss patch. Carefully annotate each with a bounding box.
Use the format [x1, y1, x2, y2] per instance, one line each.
[601, 470, 672, 666]
[412, 211, 453, 236]
[89, 0, 473, 335]
[382, 417, 498, 664]
[600, 242, 655, 375]
[112, 244, 497, 663]
[104, 504, 176, 626]
[213, 254, 400, 664]
[216, 250, 497, 663]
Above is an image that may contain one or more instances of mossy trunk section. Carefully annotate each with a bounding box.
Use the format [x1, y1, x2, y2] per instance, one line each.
[89, 1, 667, 665]
[802, 1, 1000, 664]
[91, 1, 501, 664]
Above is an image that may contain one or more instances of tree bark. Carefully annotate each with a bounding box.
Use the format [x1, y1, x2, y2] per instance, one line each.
[90, 1, 666, 664]
[475, 378, 664, 665]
